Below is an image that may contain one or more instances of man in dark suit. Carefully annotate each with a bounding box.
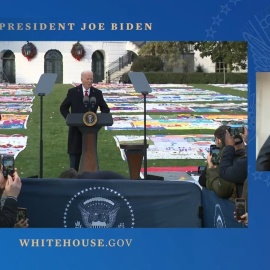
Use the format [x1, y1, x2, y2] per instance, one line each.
[60, 70, 110, 171]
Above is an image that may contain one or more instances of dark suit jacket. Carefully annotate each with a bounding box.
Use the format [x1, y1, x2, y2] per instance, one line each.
[0, 191, 17, 228]
[257, 135, 270, 171]
[60, 84, 110, 154]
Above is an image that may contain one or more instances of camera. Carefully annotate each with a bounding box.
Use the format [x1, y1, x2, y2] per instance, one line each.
[210, 145, 220, 165]
[210, 144, 216, 153]
[2, 155, 15, 178]
[198, 166, 206, 175]
[228, 126, 244, 136]
[235, 198, 246, 220]
[16, 208, 27, 222]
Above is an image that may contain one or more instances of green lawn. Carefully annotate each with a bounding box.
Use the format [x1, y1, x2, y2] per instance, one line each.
[10, 83, 247, 179]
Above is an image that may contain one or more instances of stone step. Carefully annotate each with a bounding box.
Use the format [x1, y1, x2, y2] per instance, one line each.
[109, 63, 132, 82]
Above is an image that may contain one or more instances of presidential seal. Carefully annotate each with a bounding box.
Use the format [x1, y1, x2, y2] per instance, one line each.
[63, 186, 135, 228]
[83, 111, 97, 126]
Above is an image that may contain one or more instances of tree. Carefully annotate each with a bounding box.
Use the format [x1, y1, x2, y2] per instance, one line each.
[193, 41, 247, 71]
[130, 55, 164, 72]
[138, 42, 192, 72]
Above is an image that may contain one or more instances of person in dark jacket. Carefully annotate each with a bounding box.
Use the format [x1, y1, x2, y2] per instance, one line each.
[219, 127, 247, 197]
[202, 125, 238, 201]
[0, 162, 22, 228]
[199, 125, 228, 187]
[256, 135, 270, 171]
[60, 71, 110, 171]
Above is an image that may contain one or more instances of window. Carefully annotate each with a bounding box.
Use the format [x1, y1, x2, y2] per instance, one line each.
[215, 62, 227, 73]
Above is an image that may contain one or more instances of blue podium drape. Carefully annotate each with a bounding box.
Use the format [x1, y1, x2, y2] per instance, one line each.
[201, 188, 245, 228]
[18, 178, 202, 228]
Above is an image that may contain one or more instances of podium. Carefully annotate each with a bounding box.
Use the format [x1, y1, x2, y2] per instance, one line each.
[66, 113, 113, 173]
[120, 143, 149, 180]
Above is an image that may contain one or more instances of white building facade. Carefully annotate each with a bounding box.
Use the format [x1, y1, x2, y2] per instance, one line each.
[0, 41, 246, 84]
[0, 41, 140, 84]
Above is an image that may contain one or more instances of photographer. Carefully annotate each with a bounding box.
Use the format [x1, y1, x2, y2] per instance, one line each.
[0, 156, 23, 227]
[205, 125, 238, 201]
[219, 126, 247, 197]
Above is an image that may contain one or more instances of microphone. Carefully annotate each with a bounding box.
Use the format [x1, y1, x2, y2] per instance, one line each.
[83, 96, 89, 109]
[89, 96, 96, 112]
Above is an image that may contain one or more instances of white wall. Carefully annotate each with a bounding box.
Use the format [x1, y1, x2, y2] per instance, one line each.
[194, 49, 247, 73]
[1, 41, 246, 83]
[194, 50, 215, 72]
[0, 41, 134, 84]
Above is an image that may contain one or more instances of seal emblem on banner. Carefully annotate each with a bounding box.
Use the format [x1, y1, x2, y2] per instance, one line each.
[83, 111, 97, 126]
[63, 186, 135, 228]
[214, 204, 226, 228]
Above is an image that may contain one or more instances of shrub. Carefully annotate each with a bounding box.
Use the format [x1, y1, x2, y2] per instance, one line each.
[121, 72, 247, 84]
[130, 56, 164, 72]
[196, 64, 204, 72]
